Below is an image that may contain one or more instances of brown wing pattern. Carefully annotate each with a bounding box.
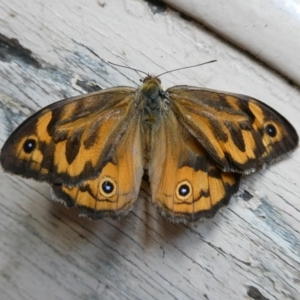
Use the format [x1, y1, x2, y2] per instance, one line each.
[168, 87, 298, 174]
[149, 111, 241, 223]
[1, 87, 136, 185]
[52, 115, 144, 219]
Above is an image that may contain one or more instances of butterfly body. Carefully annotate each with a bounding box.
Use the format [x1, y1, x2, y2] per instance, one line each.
[1, 75, 298, 223]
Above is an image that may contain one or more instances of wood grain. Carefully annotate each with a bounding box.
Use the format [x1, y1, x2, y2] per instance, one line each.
[0, 0, 299, 299]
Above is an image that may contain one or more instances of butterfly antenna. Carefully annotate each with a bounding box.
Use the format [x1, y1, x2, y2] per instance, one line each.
[156, 60, 217, 78]
[107, 61, 148, 76]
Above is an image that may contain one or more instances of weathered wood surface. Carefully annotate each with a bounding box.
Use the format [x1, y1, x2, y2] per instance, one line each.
[0, 1, 299, 299]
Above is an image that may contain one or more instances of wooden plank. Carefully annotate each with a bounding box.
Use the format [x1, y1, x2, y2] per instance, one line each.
[0, 0, 299, 299]
[163, 0, 300, 86]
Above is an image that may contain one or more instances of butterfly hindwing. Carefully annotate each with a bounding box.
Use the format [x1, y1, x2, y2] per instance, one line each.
[52, 115, 144, 219]
[148, 110, 241, 222]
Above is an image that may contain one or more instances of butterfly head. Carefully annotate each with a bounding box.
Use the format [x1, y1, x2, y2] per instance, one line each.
[141, 75, 161, 88]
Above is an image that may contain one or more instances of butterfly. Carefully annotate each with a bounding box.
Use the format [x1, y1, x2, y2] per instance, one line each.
[0, 73, 298, 223]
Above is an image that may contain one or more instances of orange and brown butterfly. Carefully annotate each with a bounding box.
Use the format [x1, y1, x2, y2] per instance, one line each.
[0, 63, 298, 223]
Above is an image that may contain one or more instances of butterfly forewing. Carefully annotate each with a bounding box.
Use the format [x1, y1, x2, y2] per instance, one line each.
[1, 87, 136, 185]
[168, 86, 298, 174]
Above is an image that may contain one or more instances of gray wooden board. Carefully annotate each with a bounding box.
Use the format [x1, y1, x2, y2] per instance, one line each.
[0, 0, 299, 299]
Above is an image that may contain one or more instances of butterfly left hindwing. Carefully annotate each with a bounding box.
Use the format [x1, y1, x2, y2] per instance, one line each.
[52, 114, 144, 219]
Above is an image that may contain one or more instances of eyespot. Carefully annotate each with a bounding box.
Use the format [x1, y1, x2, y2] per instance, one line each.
[23, 139, 37, 154]
[176, 181, 192, 201]
[99, 178, 117, 197]
[265, 123, 277, 137]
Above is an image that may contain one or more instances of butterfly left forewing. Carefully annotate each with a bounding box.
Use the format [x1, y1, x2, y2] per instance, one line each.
[148, 110, 241, 222]
[52, 115, 144, 219]
[167, 86, 298, 174]
[1, 87, 136, 185]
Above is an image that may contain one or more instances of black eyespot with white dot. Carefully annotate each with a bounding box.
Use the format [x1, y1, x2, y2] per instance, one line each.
[99, 178, 117, 197]
[176, 181, 192, 201]
[179, 184, 190, 197]
[102, 181, 114, 193]
[23, 139, 37, 154]
[265, 123, 277, 137]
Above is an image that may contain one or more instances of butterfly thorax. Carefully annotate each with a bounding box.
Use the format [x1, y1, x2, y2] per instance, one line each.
[139, 76, 169, 125]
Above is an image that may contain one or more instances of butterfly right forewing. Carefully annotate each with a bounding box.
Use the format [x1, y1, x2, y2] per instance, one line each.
[168, 86, 298, 174]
